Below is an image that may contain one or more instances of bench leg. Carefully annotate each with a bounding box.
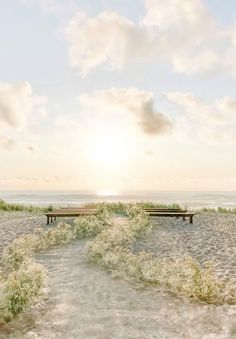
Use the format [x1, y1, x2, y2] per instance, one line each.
[183, 216, 186, 221]
[54, 217, 56, 221]
[190, 216, 193, 224]
[47, 216, 49, 225]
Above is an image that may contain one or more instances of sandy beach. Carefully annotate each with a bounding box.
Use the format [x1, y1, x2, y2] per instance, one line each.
[135, 212, 236, 284]
[2, 0, 236, 336]
[0, 210, 236, 338]
[0, 212, 46, 254]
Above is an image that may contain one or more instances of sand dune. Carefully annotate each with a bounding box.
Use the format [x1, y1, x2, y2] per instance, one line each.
[1, 211, 236, 338]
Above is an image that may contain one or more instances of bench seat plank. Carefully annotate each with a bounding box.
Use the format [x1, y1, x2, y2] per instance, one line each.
[148, 212, 195, 224]
[44, 210, 97, 224]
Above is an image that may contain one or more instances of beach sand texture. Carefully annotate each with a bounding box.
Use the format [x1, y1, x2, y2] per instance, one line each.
[0, 211, 236, 338]
[134, 213, 236, 282]
[0, 212, 45, 254]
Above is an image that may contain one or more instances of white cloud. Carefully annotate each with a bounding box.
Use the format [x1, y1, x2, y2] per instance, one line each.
[79, 87, 173, 135]
[167, 91, 236, 143]
[172, 50, 223, 76]
[0, 82, 48, 129]
[65, 11, 153, 75]
[216, 96, 236, 114]
[142, 0, 223, 76]
[232, 22, 236, 47]
[26, 143, 40, 154]
[142, 0, 216, 35]
[64, 0, 236, 77]
[0, 136, 15, 150]
[167, 92, 225, 124]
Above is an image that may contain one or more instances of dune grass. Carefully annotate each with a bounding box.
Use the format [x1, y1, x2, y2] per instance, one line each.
[85, 202, 236, 214]
[0, 199, 52, 213]
[1, 198, 235, 215]
[84, 201, 182, 216]
[201, 206, 236, 214]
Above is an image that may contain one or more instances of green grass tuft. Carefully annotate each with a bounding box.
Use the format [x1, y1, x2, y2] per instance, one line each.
[0, 199, 52, 213]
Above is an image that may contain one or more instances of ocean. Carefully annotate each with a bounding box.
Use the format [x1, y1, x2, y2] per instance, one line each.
[0, 191, 236, 209]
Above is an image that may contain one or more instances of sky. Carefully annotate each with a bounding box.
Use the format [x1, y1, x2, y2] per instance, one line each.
[0, 0, 236, 192]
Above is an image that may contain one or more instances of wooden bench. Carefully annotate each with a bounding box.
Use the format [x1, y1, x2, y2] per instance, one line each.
[143, 208, 187, 212]
[44, 209, 97, 224]
[148, 212, 195, 224]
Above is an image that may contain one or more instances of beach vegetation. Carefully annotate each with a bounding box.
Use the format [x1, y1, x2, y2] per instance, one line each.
[84, 201, 182, 216]
[74, 214, 110, 238]
[0, 260, 45, 322]
[2, 222, 76, 270]
[201, 207, 236, 214]
[0, 199, 52, 213]
[88, 205, 226, 304]
[0, 202, 235, 326]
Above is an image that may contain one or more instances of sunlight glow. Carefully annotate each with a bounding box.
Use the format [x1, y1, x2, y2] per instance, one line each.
[88, 129, 130, 169]
[96, 190, 119, 196]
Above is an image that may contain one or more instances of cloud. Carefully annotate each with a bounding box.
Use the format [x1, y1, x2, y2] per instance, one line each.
[142, 0, 217, 40]
[142, 0, 224, 76]
[13, 176, 75, 184]
[0, 136, 15, 150]
[0, 82, 48, 129]
[64, 0, 236, 77]
[167, 91, 236, 143]
[171, 50, 223, 76]
[65, 11, 153, 75]
[167, 92, 226, 124]
[26, 144, 39, 153]
[216, 96, 236, 113]
[79, 87, 173, 135]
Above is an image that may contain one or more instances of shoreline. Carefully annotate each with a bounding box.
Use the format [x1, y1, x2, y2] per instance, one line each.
[1, 191, 236, 210]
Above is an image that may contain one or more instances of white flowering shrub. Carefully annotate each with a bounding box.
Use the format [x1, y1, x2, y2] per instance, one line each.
[88, 207, 226, 304]
[126, 204, 142, 218]
[0, 222, 76, 323]
[74, 215, 108, 239]
[2, 234, 37, 270]
[39, 222, 75, 249]
[88, 222, 132, 266]
[0, 214, 113, 325]
[0, 259, 45, 323]
[128, 210, 151, 238]
[84, 202, 127, 215]
[2, 223, 76, 271]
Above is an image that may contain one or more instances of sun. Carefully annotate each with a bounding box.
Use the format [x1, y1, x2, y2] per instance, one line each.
[97, 190, 119, 196]
[89, 130, 127, 168]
